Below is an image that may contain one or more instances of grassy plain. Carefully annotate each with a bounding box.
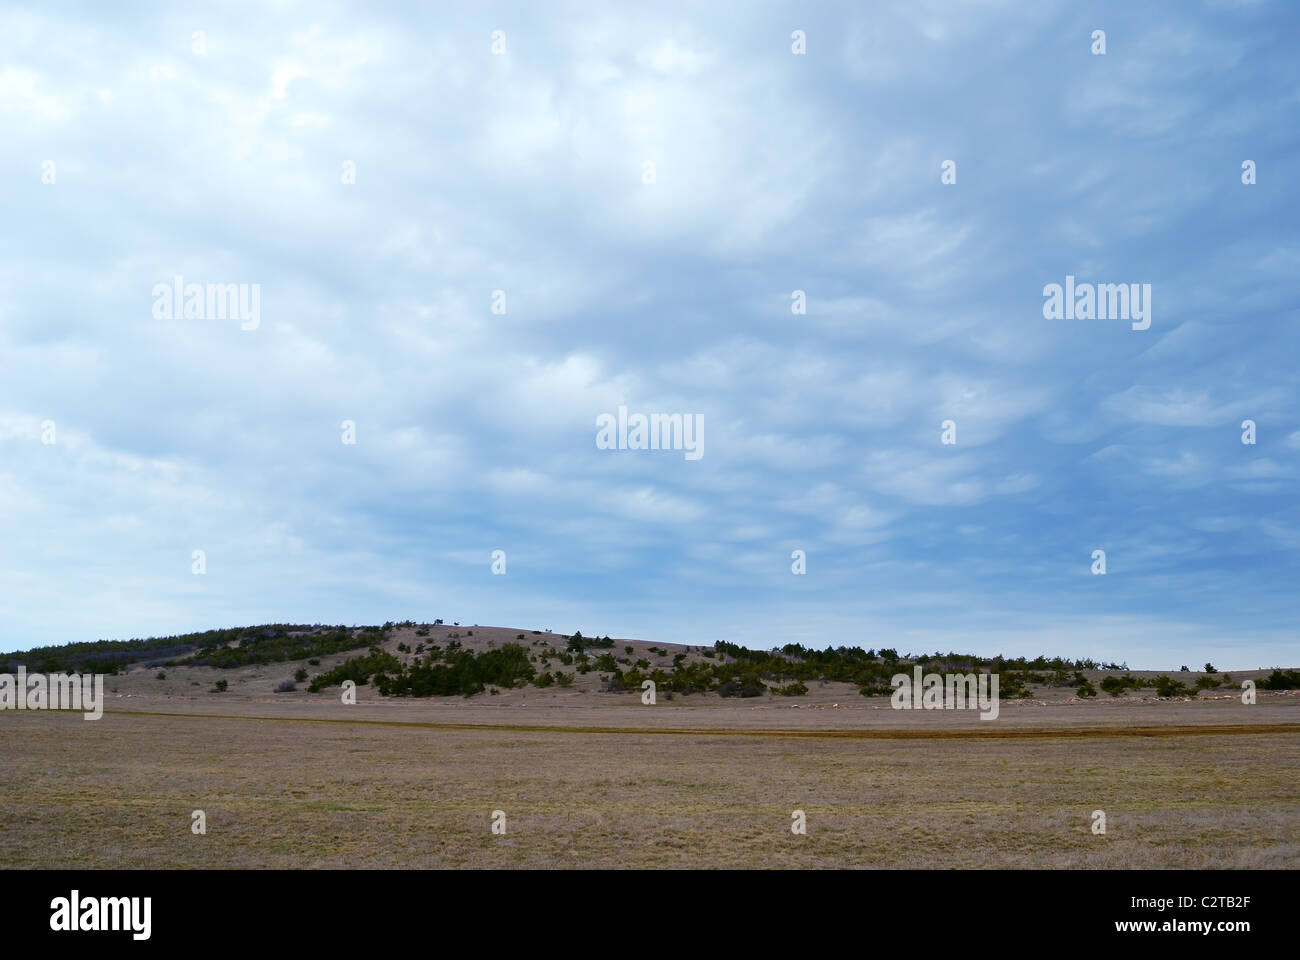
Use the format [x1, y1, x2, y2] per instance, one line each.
[3, 623, 1296, 868]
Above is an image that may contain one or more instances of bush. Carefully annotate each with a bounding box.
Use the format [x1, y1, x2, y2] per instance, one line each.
[308, 658, 320, 666]
[1076, 680, 1097, 698]
[1153, 675, 1191, 697]
[155, 671, 166, 680]
[859, 683, 893, 697]
[1259, 669, 1300, 690]
[777, 681, 809, 696]
[212, 679, 228, 692]
[309, 649, 402, 692]
[1204, 662, 1216, 673]
[718, 680, 764, 698]
[274, 679, 296, 693]
[1099, 675, 1127, 697]
[555, 672, 573, 687]
[294, 668, 308, 682]
[533, 671, 555, 688]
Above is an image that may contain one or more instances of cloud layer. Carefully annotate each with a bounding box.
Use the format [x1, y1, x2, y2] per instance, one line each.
[2, 0, 1297, 669]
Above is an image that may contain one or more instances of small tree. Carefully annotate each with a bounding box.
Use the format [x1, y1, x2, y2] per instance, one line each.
[1154, 674, 1189, 697]
[1100, 675, 1126, 697]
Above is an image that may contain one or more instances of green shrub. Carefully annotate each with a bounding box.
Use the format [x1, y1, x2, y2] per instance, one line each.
[309, 649, 402, 692]
[1260, 669, 1300, 690]
[1100, 675, 1127, 697]
[1153, 675, 1191, 697]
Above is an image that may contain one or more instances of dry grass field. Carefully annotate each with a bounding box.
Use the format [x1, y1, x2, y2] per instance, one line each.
[3, 623, 1297, 869]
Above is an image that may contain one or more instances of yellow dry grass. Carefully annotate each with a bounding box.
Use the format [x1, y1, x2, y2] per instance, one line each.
[3, 704, 1296, 869]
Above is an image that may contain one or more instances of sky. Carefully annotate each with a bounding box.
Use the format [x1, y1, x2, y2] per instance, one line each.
[1, 1, 1297, 670]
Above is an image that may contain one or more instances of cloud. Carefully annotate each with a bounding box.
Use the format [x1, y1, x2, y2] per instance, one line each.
[1, 0, 1297, 668]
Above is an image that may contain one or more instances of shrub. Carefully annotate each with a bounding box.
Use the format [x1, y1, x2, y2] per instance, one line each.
[777, 681, 809, 697]
[1204, 662, 1216, 673]
[1100, 675, 1127, 697]
[274, 679, 296, 693]
[1194, 676, 1218, 691]
[1153, 675, 1190, 697]
[308, 658, 320, 666]
[859, 683, 893, 697]
[309, 649, 402, 692]
[533, 671, 555, 688]
[155, 671, 166, 680]
[555, 672, 573, 688]
[1076, 680, 1097, 698]
[294, 668, 308, 682]
[1260, 669, 1300, 690]
[717, 680, 764, 698]
[212, 679, 228, 692]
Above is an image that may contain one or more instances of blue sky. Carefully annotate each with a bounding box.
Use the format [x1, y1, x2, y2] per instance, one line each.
[2, 1, 1297, 669]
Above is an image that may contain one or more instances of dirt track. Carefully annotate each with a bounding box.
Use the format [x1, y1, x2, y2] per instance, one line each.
[105, 707, 1300, 741]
